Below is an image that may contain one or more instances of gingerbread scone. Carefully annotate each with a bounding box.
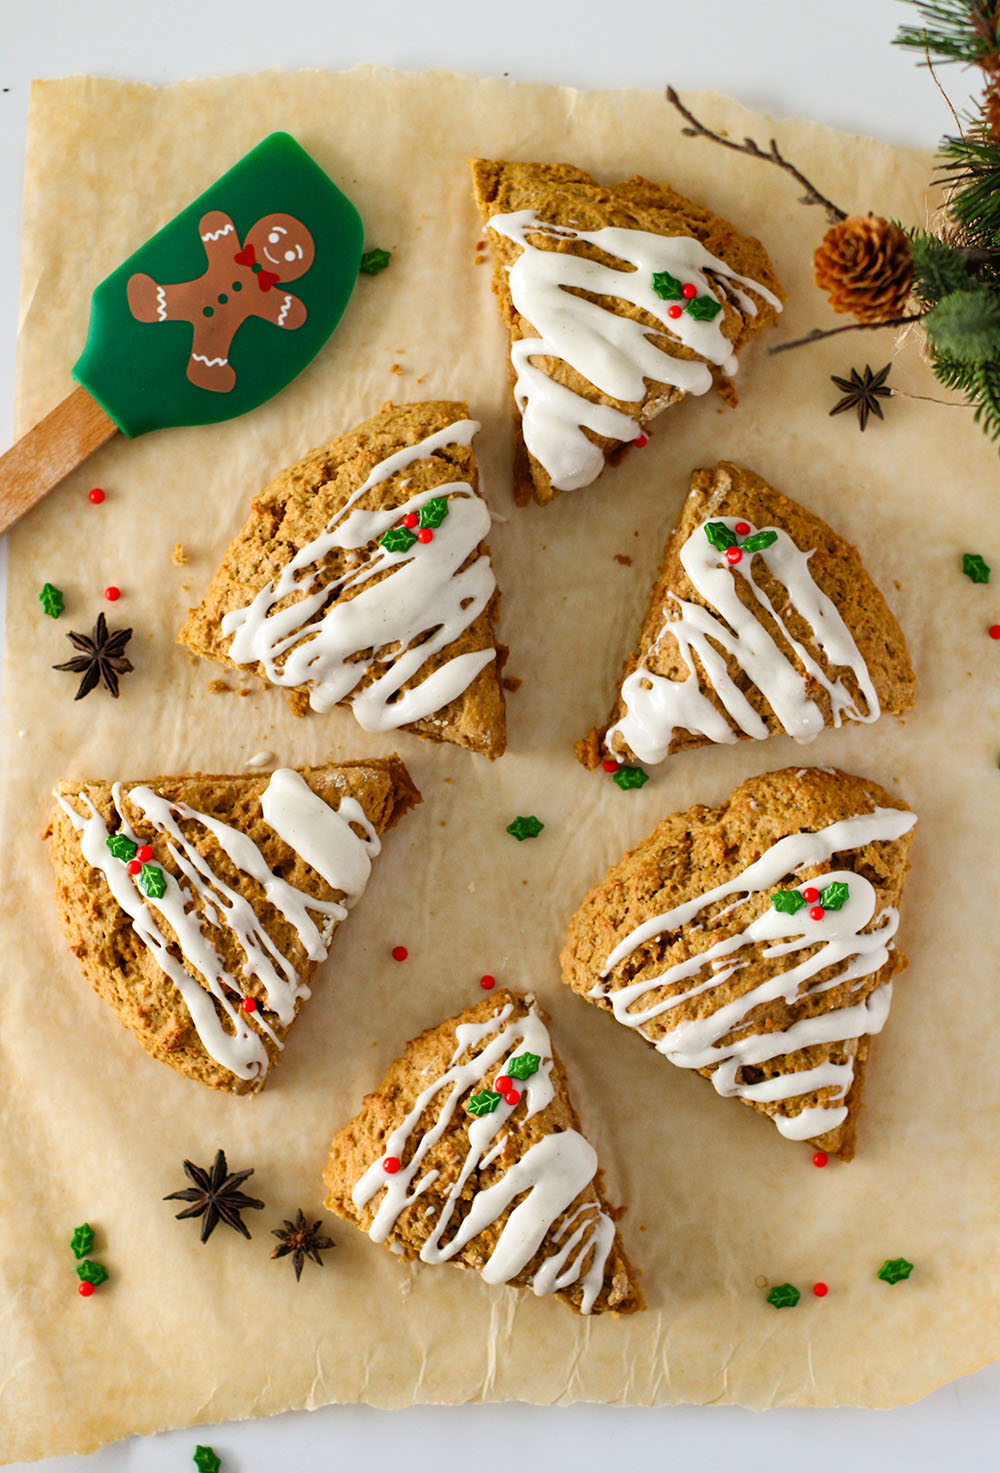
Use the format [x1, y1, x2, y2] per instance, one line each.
[579, 462, 916, 771]
[179, 402, 506, 759]
[323, 990, 643, 1316]
[44, 759, 418, 1094]
[469, 159, 785, 505]
[561, 768, 916, 1160]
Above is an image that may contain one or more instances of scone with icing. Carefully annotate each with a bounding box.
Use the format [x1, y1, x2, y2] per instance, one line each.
[44, 759, 418, 1093]
[561, 768, 916, 1160]
[179, 401, 506, 759]
[578, 462, 916, 771]
[469, 159, 785, 505]
[323, 990, 643, 1316]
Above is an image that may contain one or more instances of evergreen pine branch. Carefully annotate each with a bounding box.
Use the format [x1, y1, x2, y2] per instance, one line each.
[924, 286, 1000, 358]
[908, 227, 978, 299]
[972, 356, 1000, 436]
[895, 2, 1000, 67]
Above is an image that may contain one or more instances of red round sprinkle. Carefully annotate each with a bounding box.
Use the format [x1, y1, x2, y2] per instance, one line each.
[682, 282, 698, 300]
[416, 528, 433, 544]
[667, 304, 683, 319]
[480, 974, 496, 990]
[809, 905, 825, 922]
[383, 1156, 400, 1174]
[633, 434, 648, 448]
[495, 1075, 512, 1093]
[402, 512, 419, 529]
[136, 845, 153, 863]
[801, 887, 820, 903]
[990, 625, 1000, 640]
[812, 1151, 829, 1168]
[503, 1089, 520, 1106]
[126, 859, 141, 876]
[78, 1281, 95, 1297]
[725, 546, 742, 565]
[602, 759, 618, 773]
[88, 487, 105, 504]
[240, 997, 257, 1013]
[391, 945, 408, 962]
[104, 586, 121, 602]
[735, 520, 751, 536]
[813, 1282, 828, 1298]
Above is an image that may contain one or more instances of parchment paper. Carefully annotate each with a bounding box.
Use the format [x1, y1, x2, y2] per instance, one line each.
[2, 66, 996, 1463]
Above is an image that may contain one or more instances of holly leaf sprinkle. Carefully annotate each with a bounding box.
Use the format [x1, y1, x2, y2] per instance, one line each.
[359, 247, 391, 276]
[612, 765, 650, 790]
[39, 582, 64, 619]
[963, 552, 991, 584]
[106, 833, 138, 862]
[193, 1448, 222, 1473]
[766, 1282, 800, 1308]
[651, 269, 684, 301]
[685, 294, 722, 321]
[508, 1052, 541, 1081]
[466, 1089, 502, 1118]
[877, 1256, 914, 1285]
[380, 526, 418, 555]
[771, 889, 806, 915]
[506, 815, 544, 841]
[138, 863, 166, 900]
[704, 521, 739, 551]
[418, 496, 449, 530]
[820, 880, 850, 911]
[75, 1259, 109, 1287]
[741, 530, 778, 554]
[70, 1223, 94, 1259]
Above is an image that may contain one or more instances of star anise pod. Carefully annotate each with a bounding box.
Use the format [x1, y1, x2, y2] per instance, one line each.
[829, 363, 893, 431]
[164, 1148, 265, 1243]
[270, 1208, 335, 1280]
[53, 611, 134, 699]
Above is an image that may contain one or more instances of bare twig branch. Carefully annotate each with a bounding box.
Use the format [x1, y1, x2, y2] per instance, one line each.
[665, 86, 848, 225]
[768, 314, 927, 355]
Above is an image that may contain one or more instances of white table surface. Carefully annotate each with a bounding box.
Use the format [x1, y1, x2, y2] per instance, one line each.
[3, 2, 997, 1469]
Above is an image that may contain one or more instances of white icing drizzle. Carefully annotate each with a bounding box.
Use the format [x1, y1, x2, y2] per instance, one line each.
[606, 515, 881, 765]
[221, 419, 497, 730]
[56, 768, 380, 1082]
[593, 806, 916, 1141]
[245, 750, 276, 769]
[486, 211, 782, 492]
[351, 1002, 616, 1313]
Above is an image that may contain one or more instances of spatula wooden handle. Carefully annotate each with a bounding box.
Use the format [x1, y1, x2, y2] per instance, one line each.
[0, 384, 119, 536]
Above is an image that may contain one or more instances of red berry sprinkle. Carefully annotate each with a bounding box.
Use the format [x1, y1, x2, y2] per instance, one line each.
[503, 1089, 521, 1106]
[682, 283, 698, 300]
[809, 905, 825, 922]
[126, 859, 141, 876]
[78, 1281, 95, 1298]
[667, 304, 683, 319]
[391, 945, 408, 962]
[240, 997, 257, 1013]
[416, 528, 433, 544]
[602, 759, 618, 773]
[735, 520, 751, 536]
[495, 1075, 513, 1093]
[88, 487, 105, 504]
[633, 434, 648, 448]
[402, 512, 419, 529]
[104, 586, 121, 602]
[801, 887, 820, 903]
[383, 1156, 400, 1174]
[813, 1282, 829, 1298]
[136, 845, 153, 863]
[725, 546, 743, 565]
[990, 625, 1000, 640]
[812, 1151, 829, 1168]
[480, 974, 496, 990]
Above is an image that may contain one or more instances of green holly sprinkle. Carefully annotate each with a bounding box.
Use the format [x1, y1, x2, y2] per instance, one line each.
[507, 1052, 541, 1081]
[612, 765, 650, 790]
[766, 1282, 800, 1308]
[138, 863, 166, 900]
[741, 529, 778, 554]
[877, 1256, 914, 1285]
[75, 1260, 108, 1287]
[506, 815, 544, 841]
[650, 269, 684, 301]
[963, 552, 991, 584]
[684, 294, 722, 321]
[820, 880, 850, 911]
[466, 1089, 502, 1118]
[771, 889, 806, 915]
[359, 247, 391, 276]
[39, 582, 64, 619]
[70, 1223, 95, 1259]
[418, 496, 449, 529]
[704, 521, 739, 552]
[380, 526, 418, 554]
[193, 1448, 222, 1473]
[105, 833, 138, 862]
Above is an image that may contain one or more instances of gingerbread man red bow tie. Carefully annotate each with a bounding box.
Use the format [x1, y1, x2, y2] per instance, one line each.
[233, 243, 281, 291]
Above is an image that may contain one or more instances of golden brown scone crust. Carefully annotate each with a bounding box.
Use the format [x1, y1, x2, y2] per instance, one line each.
[579, 461, 916, 768]
[178, 401, 506, 759]
[44, 758, 419, 1094]
[469, 159, 785, 505]
[323, 989, 644, 1315]
[561, 768, 915, 1160]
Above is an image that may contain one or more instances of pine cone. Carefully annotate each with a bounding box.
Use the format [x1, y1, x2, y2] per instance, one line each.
[813, 214, 914, 323]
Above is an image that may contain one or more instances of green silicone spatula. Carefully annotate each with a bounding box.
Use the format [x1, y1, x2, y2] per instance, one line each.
[0, 131, 364, 534]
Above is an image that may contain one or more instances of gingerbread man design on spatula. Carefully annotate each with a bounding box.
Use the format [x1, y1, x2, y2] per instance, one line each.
[126, 212, 315, 392]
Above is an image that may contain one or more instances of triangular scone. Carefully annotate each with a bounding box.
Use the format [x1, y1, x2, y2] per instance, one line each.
[178, 402, 506, 759]
[561, 768, 916, 1160]
[44, 759, 419, 1094]
[578, 462, 916, 771]
[323, 990, 643, 1316]
[470, 159, 785, 505]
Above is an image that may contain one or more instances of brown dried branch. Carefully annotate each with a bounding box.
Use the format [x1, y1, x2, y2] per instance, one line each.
[768, 314, 927, 356]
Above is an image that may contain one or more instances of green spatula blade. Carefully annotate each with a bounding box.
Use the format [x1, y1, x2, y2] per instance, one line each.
[73, 132, 363, 438]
